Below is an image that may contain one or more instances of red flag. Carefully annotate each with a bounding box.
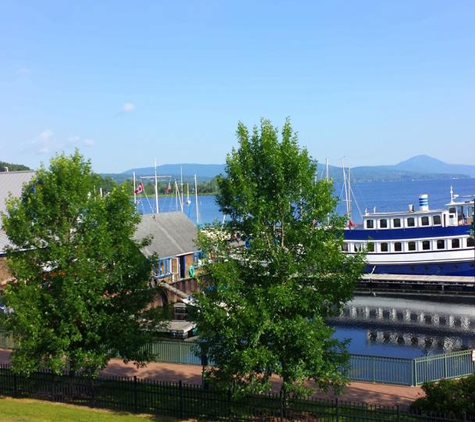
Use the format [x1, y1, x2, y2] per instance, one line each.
[134, 182, 144, 195]
[348, 220, 357, 228]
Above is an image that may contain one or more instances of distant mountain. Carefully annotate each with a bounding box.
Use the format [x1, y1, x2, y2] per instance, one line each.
[106, 155, 475, 183]
[121, 163, 226, 181]
[394, 155, 475, 178]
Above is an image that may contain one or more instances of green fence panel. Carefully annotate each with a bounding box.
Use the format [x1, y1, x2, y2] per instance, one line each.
[414, 350, 475, 385]
[349, 354, 413, 385]
[3, 329, 475, 386]
[146, 341, 202, 365]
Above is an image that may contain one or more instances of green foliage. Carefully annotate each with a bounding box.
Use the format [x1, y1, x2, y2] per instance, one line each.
[411, 374, 475, 418]
[1, 150, 154, 376]
[193, 119, 365, 398]
[0, 161, 30, 172]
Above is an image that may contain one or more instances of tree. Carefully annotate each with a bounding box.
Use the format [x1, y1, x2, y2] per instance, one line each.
[192, 119, 364, 398]
[1, 151, 154, 375]
[0, 161, 30, 172]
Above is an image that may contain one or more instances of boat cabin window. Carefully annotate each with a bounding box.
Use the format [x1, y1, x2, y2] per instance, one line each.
[408, 241, 416, 251]
[437, 240, 445, 250]
[354, 243, 363, 252]
[452, 239, 460, 248]
[341, 242, 349, 252]
[433, 215, 441, 225]
[379, 219, 388, 229]
[393, 218, 401, 228]
[394, 242, 402, 252]
[468, 237, 475, 247]
[421, 216, 430, 226]
[366, 219, 374, 229]
[367, 241, 374, 252]
[381, 242, 389, 252]
[422, 240, 430, 250]
[407, 217, 415, 227]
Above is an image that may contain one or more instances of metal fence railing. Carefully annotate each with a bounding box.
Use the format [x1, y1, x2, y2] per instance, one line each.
[2, 330, 475, 386]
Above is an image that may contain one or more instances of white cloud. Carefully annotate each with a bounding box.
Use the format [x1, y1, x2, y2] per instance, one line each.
[83, 139, 95, 147]
[32, 129, 53, 155]
[39, 129, 53, 140]
[27, 131, 94, 157]
[122, 102, 135, 113]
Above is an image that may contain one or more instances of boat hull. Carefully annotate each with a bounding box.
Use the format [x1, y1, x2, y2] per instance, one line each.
[363, 261, 475, 277]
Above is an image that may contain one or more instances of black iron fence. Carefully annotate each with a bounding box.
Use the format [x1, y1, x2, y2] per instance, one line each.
[1, 364, 474, 421]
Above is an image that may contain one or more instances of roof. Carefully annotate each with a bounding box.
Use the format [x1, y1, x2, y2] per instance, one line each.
[134, 212, 199, 259]
[0, 171, 35, 217]
[0, 230, 11, 256]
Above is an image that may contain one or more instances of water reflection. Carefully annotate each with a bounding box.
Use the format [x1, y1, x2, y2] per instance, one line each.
[328, 295, 475, 358]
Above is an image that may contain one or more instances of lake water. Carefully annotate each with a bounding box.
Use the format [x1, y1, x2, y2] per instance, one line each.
[138, 177, 475, 225]
[330, 294, 475, 358]
[139, 178, 475, 357]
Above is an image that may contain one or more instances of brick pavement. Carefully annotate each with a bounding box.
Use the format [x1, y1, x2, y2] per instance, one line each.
[1, 348, 424, 408]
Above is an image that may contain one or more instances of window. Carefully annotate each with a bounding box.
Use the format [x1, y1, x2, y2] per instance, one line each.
[408, 241, 416, 251]
[342, 243, 349, 252]
[381, 242, 389, 252]
[393, 218, 401, 228]
[354, 243, 363, 252]
[366, 220, 374, 229]
[407, 217, 415, 227]
[367, 241, 374, 252]
[422, 240, 430, 250]
[433, 215, 441, 225]
[468, 237, 475, 247]
[379, 219, 388, 228]
[394, 242, 402, 252]
[437, 240, 445, 250]
[421, 216, 430, 226]
[452, 239, 460, 248]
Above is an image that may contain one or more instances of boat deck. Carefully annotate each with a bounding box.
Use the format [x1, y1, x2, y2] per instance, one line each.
[361, 274, 474, 283]
[359, 273, 475, 294]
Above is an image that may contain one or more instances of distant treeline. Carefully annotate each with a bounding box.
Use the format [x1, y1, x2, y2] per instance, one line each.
[123, 177, 219, 196]
[0, 161, 31, 172]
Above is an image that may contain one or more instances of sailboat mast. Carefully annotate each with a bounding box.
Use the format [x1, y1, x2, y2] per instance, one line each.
[133, 172, 137, 204]
[347, 167, 352, 221]
[154, 159, 159, 214]
[194, 174, 199, 224]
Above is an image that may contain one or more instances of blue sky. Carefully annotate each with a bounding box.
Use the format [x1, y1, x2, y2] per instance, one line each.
[1, 1, 474, 173]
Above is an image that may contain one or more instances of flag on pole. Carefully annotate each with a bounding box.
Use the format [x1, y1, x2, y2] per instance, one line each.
[134, 182, 144, 195]
[165, 182, 172, 194]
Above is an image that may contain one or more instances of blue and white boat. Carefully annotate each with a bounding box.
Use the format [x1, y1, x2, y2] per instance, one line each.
[343, 188, 475, 277]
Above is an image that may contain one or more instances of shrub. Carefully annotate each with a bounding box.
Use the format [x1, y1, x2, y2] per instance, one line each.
[411, 373, 475, 418]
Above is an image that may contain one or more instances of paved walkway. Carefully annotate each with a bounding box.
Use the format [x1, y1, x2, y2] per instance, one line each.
[1, 348, 424, 408]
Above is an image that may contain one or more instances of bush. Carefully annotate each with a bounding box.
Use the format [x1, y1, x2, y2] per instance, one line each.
[411, 373, 475, 418]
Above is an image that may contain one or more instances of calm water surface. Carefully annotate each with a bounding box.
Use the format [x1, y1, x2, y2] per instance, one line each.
[329, 294, 475, 358]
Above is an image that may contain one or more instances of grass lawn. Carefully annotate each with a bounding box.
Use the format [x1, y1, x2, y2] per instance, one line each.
[0, 397, 193, 422]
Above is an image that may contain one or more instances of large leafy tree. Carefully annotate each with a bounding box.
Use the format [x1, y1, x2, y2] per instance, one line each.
[193, 119, 364, 398]
[1, 151, 153, 375]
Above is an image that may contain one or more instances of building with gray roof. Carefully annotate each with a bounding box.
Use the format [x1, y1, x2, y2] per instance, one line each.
[134, 212, 200, 282]
[0, 171, 35, 220]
